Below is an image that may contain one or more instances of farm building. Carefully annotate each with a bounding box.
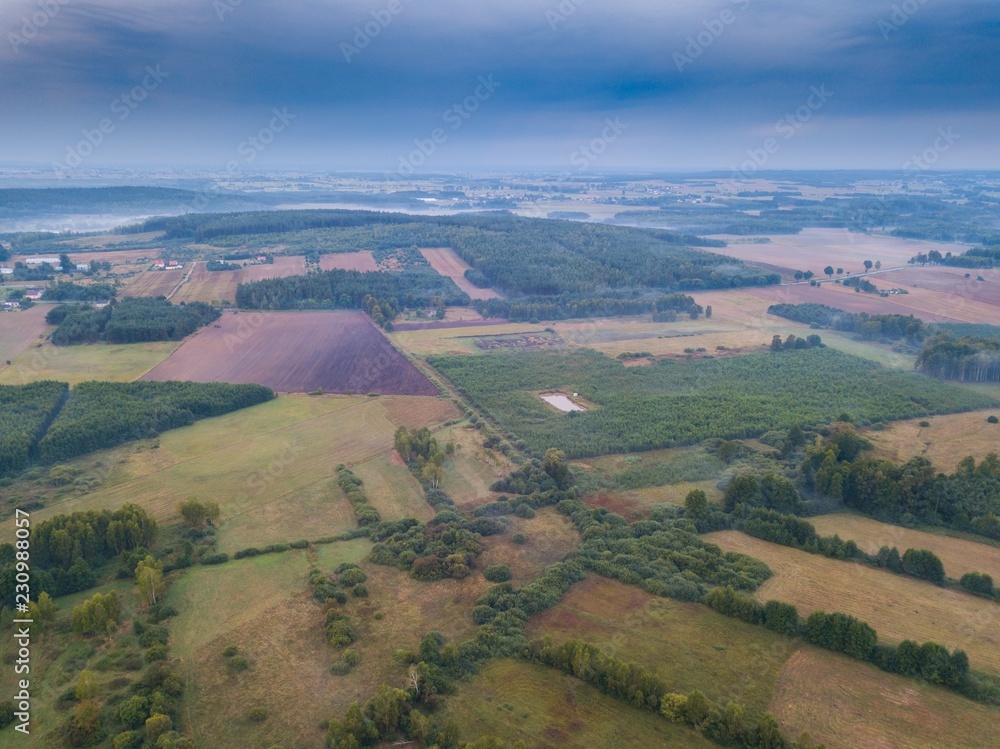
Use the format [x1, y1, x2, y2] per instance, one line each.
[153, 260, 166, 268]
[0, 267, 12, 275]
[24, 287, 44, 299]
[26, 257, 59, 265]
[76, 263, 90, 271]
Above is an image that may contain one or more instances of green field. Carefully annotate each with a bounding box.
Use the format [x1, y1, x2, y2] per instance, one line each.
[431, 347, 997, 458]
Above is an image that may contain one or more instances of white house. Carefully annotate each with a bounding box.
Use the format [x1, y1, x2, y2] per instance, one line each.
[0, 267, 13, 275]
[76, 263, 90, 271]
[26, 257, 59, 265]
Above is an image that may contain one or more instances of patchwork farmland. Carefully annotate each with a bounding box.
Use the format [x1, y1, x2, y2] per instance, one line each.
[141, 310, 440, 394]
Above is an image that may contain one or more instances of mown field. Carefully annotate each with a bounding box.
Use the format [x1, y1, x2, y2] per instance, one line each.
[420, 247, 504, 300]
[704, 531, 1000, 676]
[0, 339, 180, 385]
[431, 346, 996, 458]
[175, 555, 490, 749]
[863, 409, 1000, 470]
[0, 394, 456, 552]
[441, 659, 714, 749]
[773, 648, 1000, 749]
[809, 513, 1000, 582]
[0, 305, 50, 368]
[524, 575, 1000, 749]
[142, 310, 440, 395]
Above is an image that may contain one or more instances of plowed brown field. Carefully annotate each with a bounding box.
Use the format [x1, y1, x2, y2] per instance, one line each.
[141, 310, 438, 395]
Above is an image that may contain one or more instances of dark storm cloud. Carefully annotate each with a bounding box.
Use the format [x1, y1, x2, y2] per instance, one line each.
[1, 0, 997, 169]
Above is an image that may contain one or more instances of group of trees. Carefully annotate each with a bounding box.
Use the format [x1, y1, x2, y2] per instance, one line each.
[916, 334, 1000, 382]
[47, 297, 220, 345]
[769, 334, 823, 352]
[37, 381, 275, 464]
[41, 281, 116, 302]
[0, 504, 157, 599]
[205, 259, 243, 271]
[394, 426, 456, 489]
[804, 426, 1000, 539]
[336, 467, 382, 526]
[768, 303, 926, 342]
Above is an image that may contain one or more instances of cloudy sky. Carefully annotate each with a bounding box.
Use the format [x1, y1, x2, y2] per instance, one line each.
[2, 0, 998, 173]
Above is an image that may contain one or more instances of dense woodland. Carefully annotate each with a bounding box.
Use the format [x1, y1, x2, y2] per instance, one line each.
[41, 281, 118, 302]
[0, 381, 68, 474]
[47, 297, 220, 345]
[430, 347, 995, 458]
[0, 380, 273, 472]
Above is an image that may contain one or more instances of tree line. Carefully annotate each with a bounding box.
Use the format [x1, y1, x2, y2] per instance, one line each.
[0, 381, 68, 474]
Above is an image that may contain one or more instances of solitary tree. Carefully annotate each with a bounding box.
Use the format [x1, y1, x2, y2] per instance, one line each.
[135, 555, 165, 606]
[684, 489, 709, 517]
[874, 260, 882, 270]
[863, 260, 873, 273]
[794, 271, 804, 281]
[824, 266, 834, 278]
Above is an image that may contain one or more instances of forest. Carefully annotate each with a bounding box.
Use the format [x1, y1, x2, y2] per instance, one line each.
[47, 297, 220, 345]
[0, 381, 68, 474]
[915, 333, 1000, 382]
[235, 267, 469, 313]
[42, 281, 117, 302]
[430, 347, 996, 458]
[0, 380, 273, 472]
[768, 303, 926, 341]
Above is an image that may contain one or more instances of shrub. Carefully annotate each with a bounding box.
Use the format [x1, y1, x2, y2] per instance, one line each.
[960, 571, 995, 598]
[512, 532, 527, 545]
[338, 567, 367, 586]
[117, 695, 150, 729]
[484, 564, 513, 583]
[247, 707, 268, 722]
[901, 548, 946, 585]
[201, 552, 229, 565]
[112, 731, 144, 749]
[229, 656, 250, 671]
[222, 645, 238, 658]
[989, 415, 999, 424]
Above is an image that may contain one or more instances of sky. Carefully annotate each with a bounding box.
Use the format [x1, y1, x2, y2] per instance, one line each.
[1, 0, 998, 174]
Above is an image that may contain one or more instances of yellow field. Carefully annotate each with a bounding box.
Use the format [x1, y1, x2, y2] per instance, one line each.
[442, 659, 714, 749]
[0, 304, 50, 369]
[704, 532, 1000, 675]
[0, 340, 180, 385]
[864, 409, 1000, 471]
[773, 649, 1000, 749]
[809, 513, 1000, 582]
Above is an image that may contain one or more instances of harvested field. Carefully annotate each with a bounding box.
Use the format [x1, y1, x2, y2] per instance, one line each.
[242, 255, 306, 281]
[809, 514, 1000, 582]
[141, 310, 439, 395]
[707, 229, 970, 279]
[0, 305, 50, 372]
[878, 265, 1000, 307]
[171, 262, 241, 304]
[741, 283, 965, 323]
[442, 660, 714, 749]
[772, 648, 1000, 749]
[704, 531, 1000, 676]
[319, 251, 378, 272]
[391, 317, 511, 332]
[122, 267, 187, 297]
[65, 248, 161, 264]
[350, 452, 433, 522]
[392, 322, 545, 356]
[420, 246, 504, 299]
[863, 409, 1000, 471]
